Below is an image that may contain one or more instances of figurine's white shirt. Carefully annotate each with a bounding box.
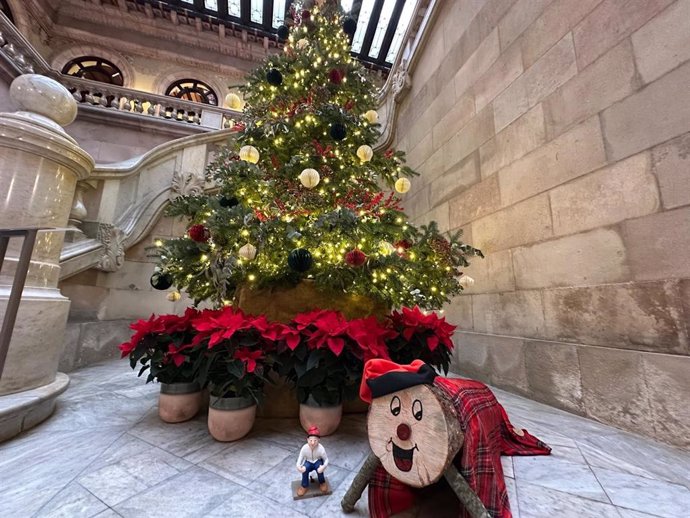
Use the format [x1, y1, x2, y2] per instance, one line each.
[296, 443, 329, 468]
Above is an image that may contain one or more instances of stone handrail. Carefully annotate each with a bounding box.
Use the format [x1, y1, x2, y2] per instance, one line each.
[0, 12, 245, 130]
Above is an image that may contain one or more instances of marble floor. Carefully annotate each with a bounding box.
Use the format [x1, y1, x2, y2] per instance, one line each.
[1, 360, 689, 518]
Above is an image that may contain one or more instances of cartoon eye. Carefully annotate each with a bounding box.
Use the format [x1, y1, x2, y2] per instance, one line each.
[390, 396, 401, 416]
[412, 399, 423, 421]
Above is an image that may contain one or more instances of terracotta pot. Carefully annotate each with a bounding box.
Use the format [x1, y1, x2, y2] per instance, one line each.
[158, 382, 202, 423]
[299, 396, 342, 436]
[208, 395, 257, 442]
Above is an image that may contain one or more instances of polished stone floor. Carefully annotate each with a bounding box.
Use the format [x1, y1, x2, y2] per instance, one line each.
[1, 360, 689, 518]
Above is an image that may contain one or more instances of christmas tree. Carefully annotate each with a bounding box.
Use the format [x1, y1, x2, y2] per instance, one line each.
[155, 0, 482, 312]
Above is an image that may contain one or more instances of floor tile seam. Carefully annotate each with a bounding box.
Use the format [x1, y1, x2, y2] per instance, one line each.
[614, 504, 667, 518]
[124, 428, 232, 465]
[196, 461, 257, 489]
[590, 464, 690, 494]
[514, 479, 621, 508]
[586, 458, 615, 506]
[29, 429, 129, 518]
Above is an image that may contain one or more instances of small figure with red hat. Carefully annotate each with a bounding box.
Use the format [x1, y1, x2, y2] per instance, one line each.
[295, 425, 330, 497]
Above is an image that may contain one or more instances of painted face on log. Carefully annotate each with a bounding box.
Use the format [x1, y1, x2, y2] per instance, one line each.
[367, 384, 451, 487]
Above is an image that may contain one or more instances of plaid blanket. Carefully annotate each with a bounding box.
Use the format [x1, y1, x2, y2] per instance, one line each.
[368, 377, 551, 518]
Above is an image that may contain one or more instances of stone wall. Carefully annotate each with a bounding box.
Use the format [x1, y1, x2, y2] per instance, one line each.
[395, 0, 690, 448]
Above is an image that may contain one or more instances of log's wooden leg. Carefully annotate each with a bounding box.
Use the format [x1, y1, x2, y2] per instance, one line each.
[341, 452, 381, 513]
[443, 464, 491, 518]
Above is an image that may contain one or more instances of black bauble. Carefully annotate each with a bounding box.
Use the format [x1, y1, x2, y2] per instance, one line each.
[266, 68, 283, 86]
[343, 17, 357, 36]
[277, 25, 290, 40]
[330, 123, 347, 141]
[219, 195, 239, 208]
[150, 272, 173, 290]
[288, 248, 313, 272]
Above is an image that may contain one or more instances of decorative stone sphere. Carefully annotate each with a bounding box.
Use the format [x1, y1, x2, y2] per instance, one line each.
[10, 74, 77, 126]
[363, 110, 379, 124]
[357, 144, 373, 162]
[395, 177, 411, 194]
[299, 168, 320, 188]
[239, 243, 257, 261]
[239, 145, 260, 164]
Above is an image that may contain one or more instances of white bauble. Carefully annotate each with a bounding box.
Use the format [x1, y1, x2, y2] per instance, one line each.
[224, 92, 243, 110]
[296, 38, 309, 50]
[239, 243, 257, 260]
[166, 291, 182, 302]
[299, 168, 320, 188]
[459, 275, 475, 287]
[363, 110, 379, 124]
[378, 241, 396, 256]
[357, 144, 373, 162]
[239, 145, 260, 164]
[395, 177, 411, 194]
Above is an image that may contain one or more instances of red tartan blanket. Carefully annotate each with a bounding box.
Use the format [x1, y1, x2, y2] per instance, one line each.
[368, 377, 551, 518]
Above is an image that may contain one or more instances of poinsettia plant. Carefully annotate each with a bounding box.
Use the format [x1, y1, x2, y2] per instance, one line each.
[386, 306, 456, 374]
[191, 307, 274, 403]
[119, 308, 204, 384]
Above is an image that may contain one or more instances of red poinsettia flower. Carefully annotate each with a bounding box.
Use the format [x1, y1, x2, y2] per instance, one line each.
[234, 348, 264, 373]
[119, 314, 166, 357]
[262, 322, 301, 350]
[390, 306, 456, 351]
[305, 310, 350, 356]
[167, 342, 195, 367]
[193, 306, 251, 348]
[346, 316, 396, 361]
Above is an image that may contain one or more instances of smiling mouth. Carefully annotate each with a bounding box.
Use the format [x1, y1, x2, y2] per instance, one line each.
[391, 441, 417, 472]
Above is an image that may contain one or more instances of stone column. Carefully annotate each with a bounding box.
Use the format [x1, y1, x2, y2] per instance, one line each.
[0, 75, 94, 409]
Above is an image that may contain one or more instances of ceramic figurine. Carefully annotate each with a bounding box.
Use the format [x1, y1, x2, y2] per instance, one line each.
[295, 425, 329, 497]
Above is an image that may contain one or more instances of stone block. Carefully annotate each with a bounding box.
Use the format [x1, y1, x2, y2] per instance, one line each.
[454, 28, 500, 99]
[59, 322, 82, 373]
[401, 184, 430, 219]
[473, 42, 523, 113]
[97, 259, 162, 291]
[632, 0, 690, 84]
[524, 340, 584, 413]
[543, 281, 689, 354]
[651, 133, 690, 210]
[498, 0, 552, 50]
[457, 248, 515, 294]
[549, 152, 660, 236]
[471, 194, 553, 253]
[419, 202, 450, 233]
[421, 147, 446, 183]
[493, 33, 577, 132]
[479, 104, 545, 179]
[472, 290, 546, 337]
[431, 92, 475, 151]
[498, 117, 606, 206]
[544, 39, 637, 139]
[476, 0, 520, 42]
[521, 0, 604, 68]
[442, 105, 495, 171]
[77, 319, 133, 368]
[573, 0, 674, 68]
[23, 399, 57, 431]
[451, 330, 489, 382]
[429, 81, 458, 132]
[642, 353, 690, 448]
[578, 346, 653, 431]
[405, 132, 433, 170]
[442, 0, 484, 51]
[60, 283, 109, 320]
[100, 289, 178, 320]
[429, 153, 479, 205]
[443, 294, 474, 330]
[601, 54, 690, 163]
[513, 228, 631, 290]
[448, 175, 501, 228]
[622, 206, 690, 281]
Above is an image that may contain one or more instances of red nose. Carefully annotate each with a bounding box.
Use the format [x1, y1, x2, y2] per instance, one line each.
[397, 423, 411, 441]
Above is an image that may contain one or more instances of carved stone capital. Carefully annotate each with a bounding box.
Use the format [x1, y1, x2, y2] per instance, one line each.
[171, 170, 205, 199]
[96, 223, 125, 272]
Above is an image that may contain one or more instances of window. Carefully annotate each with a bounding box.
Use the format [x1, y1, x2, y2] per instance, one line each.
[165, 79, 218, 105]
[61, 56, 124, 86]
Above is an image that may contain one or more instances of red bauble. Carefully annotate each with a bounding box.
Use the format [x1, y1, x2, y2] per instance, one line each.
[301, 9, 311, 19]
[188, 224, 210, 243]
[328, 68, 345, 85]
[394, 239, 412, 250]
[345, 249, 367, 267]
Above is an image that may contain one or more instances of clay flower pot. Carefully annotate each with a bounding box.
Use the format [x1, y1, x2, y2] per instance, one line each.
[208, 395, 257, 441]
[158, 382, 202, 423]
[299, 396, 342, 436]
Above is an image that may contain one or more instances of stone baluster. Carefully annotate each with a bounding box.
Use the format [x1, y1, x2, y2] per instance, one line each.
[0, 75, 94, 437]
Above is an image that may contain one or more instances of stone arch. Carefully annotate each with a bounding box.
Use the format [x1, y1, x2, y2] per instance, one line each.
[153, 69, 227, 106]
[51, 45, 136, 89]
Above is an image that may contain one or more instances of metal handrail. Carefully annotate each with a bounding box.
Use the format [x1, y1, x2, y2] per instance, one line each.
[0, 228, 49, 378]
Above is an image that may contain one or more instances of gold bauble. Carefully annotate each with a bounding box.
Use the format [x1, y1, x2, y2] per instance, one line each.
[224, 92, 243, 110]
[364, 110, 379, 124]
[395, 177, 411, 194]
[356, 144, 373, 162]
[166, 291, 182, 302]
[378, 241, 396, 256]
[299, 168, 320, 189]
[239, 145, 260, 164]
[239, 243, 257, 261]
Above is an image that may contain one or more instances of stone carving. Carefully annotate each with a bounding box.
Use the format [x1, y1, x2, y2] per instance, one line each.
[171, 170, 206, 199]
[96, 224, 125, 272]
[392, 61, 411, 103]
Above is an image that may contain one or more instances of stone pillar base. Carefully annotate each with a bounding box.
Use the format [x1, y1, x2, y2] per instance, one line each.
[0, 372, 69, 442]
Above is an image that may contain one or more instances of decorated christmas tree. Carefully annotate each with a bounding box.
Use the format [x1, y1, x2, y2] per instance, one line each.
[154, 0, 482, 314]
